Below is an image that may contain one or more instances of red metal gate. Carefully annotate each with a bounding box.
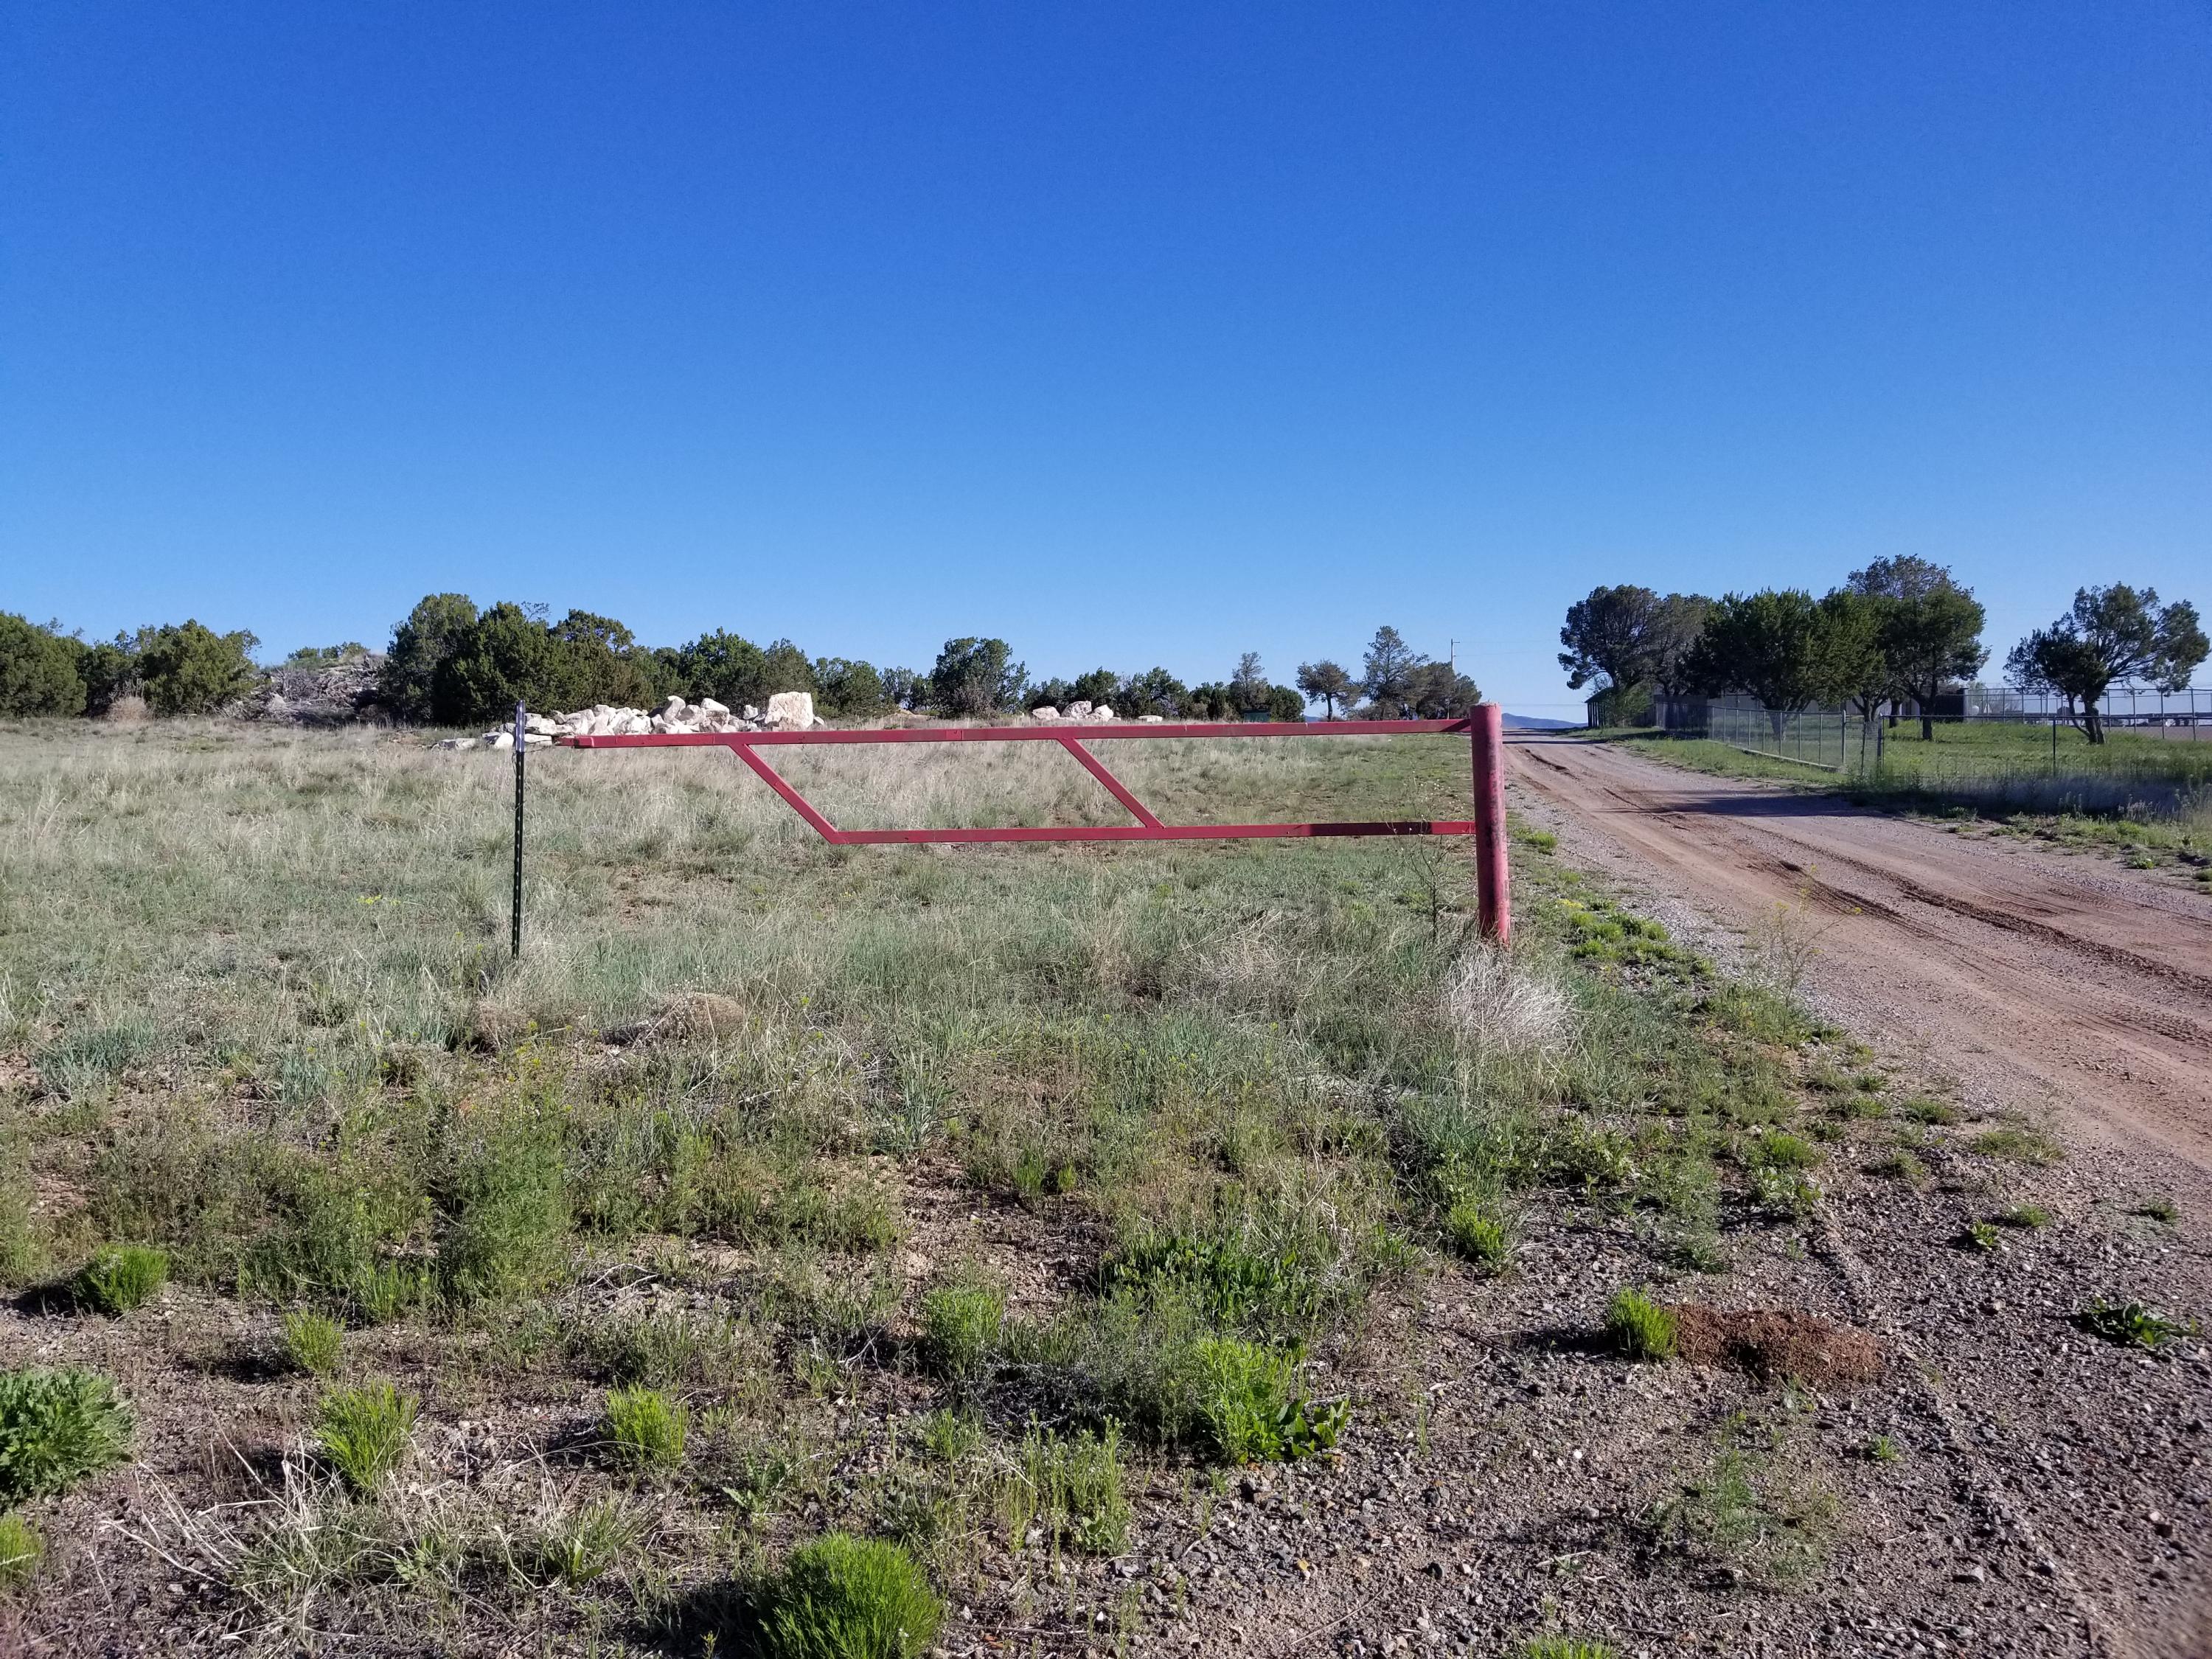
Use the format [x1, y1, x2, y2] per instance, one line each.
[563, 705, 1511, 941]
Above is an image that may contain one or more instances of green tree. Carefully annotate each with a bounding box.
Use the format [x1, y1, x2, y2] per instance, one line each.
[431, 603, 568, 726]
[1558, 585, 1661, 705]
[2006, 585, 2207, 743]
[76, 638, 140, 714]
[1068, 667, 1120, 708]
[138, 621, 261, 715]
[813, 658, 888, 718]
[882, 667, 925, 711]
[1228, 652, 1270, 712]
[760, 639, 818, 701]
[1686, 591, 1832, 733]
[929, 638, 1026, 716]
[1648, 593, 1712, 698]
[0, 614, 88, 717]
[672, 630, 769, 710]
[1295, 660, 1354, 719]
[1403, 662, 1482, 718]
[380, 594, 479, 723]
[1360, 625, 1426, 715]
[550, 609, 658, 709]
[1813, 589, 1891, 719]
[1850, 557, 1987, 739]
[1117, 667, 1187, 718]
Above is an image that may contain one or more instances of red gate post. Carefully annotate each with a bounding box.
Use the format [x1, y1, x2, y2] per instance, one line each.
[1470, 702, 1510, 945]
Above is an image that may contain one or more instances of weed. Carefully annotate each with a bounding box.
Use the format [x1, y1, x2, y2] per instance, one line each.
[73, 1245, 168, 1315]
[1861, 1434, 1900, 1464]
[0, 1368, 134, 1505]
[315, 1382, 417, 1492]
[1993, 1203, 2049, 1230]
[755, 1532, 944, 1659]
[1522, 1639, 1615, 1659]
[1442, 1197, 1512, 1273]
[0, 1512, 40, 1589]
[1750, 1166, 1823, 1217]
[2076, 1298, 2195, 1351]
[281, 1310, 344, 1377]
[1744, 1131, 1820, 1172]
[1971, 1127, 2062, 1166]
[2132, 1197, 2179, 1225]
[570, 1306, 753, 1388]
[1013, 1419, 1132, 1554]
[604, 1384, 689, 1473]
[529, 1495, 644, 1586]
[1658, 1440, 1835, 1585]
[1865, 1150, 1927, 1188]
[1604, 1288, 1676, 1361]
[1960, 1221, 2000, 1253]
[919, 1279, 1005, 1382]
[1900, 1097, 1960, 1126]
[1189, 1337, 1346, 1464]
[914, 1408, 983, 1465]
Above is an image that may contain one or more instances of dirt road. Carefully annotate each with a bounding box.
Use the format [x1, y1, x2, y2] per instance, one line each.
[1509, 736, 2212, 1178]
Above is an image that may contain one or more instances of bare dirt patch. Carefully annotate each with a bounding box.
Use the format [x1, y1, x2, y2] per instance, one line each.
[1669, 1304, 1882, 1388]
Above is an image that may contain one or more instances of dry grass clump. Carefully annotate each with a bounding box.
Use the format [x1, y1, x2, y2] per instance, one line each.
[1669, 1304, 1882, 1388]
[1440, 947, 1576, 1057]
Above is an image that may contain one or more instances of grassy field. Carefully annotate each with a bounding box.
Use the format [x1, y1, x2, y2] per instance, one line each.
[1, 719, 2152, 1654]
[1593, 720, 2212, 874]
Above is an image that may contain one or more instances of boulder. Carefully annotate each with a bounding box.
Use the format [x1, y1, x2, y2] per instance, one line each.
[1138, 714, 1165, 723]
[481, 731, 515, 750]
[524, 713, 560, 736]
[1030, 706, 1060, 722]
[1067, 700, 1093, 718]
[699, 698, 731, 718]
[524, 733, 554, 747]
[764, 691, 815, 730]
[433, 737, 472, 751]
[1091, 705, 1114, 722]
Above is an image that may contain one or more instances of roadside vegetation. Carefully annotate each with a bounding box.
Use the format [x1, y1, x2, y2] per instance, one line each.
[0, 719, 2174, 1651]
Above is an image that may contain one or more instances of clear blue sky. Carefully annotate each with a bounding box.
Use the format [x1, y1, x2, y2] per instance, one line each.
[4, 4, 2206, 714]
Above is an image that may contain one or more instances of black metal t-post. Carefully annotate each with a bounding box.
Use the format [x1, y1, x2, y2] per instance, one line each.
[512, 700, 525, 959]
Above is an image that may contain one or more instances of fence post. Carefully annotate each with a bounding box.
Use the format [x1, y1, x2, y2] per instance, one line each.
[512, 701, 525, 960]
[1470, 703, 1511, 946]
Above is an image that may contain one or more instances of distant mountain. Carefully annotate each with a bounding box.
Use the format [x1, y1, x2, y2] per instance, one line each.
[1503, 713, 1579, 730]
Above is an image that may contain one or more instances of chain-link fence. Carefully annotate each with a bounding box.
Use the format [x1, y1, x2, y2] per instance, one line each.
[1705, 698, 1867, 772]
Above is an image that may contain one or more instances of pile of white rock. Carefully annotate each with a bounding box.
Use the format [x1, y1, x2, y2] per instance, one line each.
[439, 691, 824, 750]
[1028, 700, 1166, 725]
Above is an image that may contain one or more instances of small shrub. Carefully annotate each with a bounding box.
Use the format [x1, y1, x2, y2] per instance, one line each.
[1750, 1166, 1822, 1217]
[1442, 1197, 1512, 1273]
[1016, 1419, 1130, 1554]
[1900, 1097, 1959, 1126]
[73, 1245, 168, 1315]
[2076, 1298, 2194, 1352]
[757, 1532, 943, 1659]
[1994, 1203, 2049, 1230]
[1189, 1338, 1346, 1464]
[1744, 1131, 1820, 1172]
[604, 1384, 689, 1473]
[1862, 1434, 1901, 1464]
[919, 1281, 1004, 1381]
[0, 1368, 134, 1505]
[281, 1310, 344, 1377]
[1960, 1221, 2000, 1253]
[1970, 1127, 2062, 1166]
[529, 1495, 643, 1587]
[0, 1512, 40, 1589]
[349, 1261, 434, 1325]
[1522, 1639, 1614, 1659]
[315, 1382, 417, 1492]
[1604, 1288, 1676, 1361]
[1865, 1150, 1927, 1187]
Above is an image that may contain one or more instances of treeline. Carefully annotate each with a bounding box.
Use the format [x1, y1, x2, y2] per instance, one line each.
[1562, 560, 2205, 743]
[0, 597, 1481, 727]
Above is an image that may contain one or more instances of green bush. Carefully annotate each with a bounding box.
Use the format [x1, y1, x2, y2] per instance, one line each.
[919, 1281, 1004, 1381]
[1744, 1130, 1820, 1172]
[1188, 1337, 1345, 1464]
[603, 1385, 689, 1473]
[315, 1382, 417, 1491]
[281, 1310, 344, 1377]
[1970, 1127, 2062, 1166]
[2076, 1298, 2194, 1352]
[757, 1532, 944, 1659]
[73, 1245, 168, 1315]
[1604, 1287, 1676, 1361]
[0, 613, 86, 717]
[1016, 1420, 1130, 1554]
[0, 1512, 41, 1589]
[1900, 1097, 1959, 1126]
[0, 1368, 134, 1506]
[1522, 1638, 1614, 1659]
[1442, 1197, 1512, 1273]
[1994, 1203, 2049, 1231]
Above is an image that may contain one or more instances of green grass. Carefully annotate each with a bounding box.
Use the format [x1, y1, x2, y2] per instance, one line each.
[314, 1382, 417, 1492]
[1010, 1419, 1131, 1554]
[1899, 1096, 1960, 1126]
[280, 1310, 344, 1377]
[1993, 1203, 2050, 1231]
[72, 1244, 168, 1315]
[1442, 1195, 1513, 1273]
[1522, 1639, 1615, 1659]
[755, 1532, 944, 1659]
[603, 1384, 689, 1473]
[0, 1368, 134, 1506]
[2132, 1197, 2180, 1225]
[918, 1279, 1005, 1382]
[1970, 1127, 2063, 1166]
[1604, 1287, 1676, 1361]
[0, 1512, 41, 1589]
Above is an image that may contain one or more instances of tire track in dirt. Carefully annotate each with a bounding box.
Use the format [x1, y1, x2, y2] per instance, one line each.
[1507, 737, 2212, 1174]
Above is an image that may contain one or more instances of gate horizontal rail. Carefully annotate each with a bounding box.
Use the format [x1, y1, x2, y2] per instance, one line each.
[559, 712, 1511, 941]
